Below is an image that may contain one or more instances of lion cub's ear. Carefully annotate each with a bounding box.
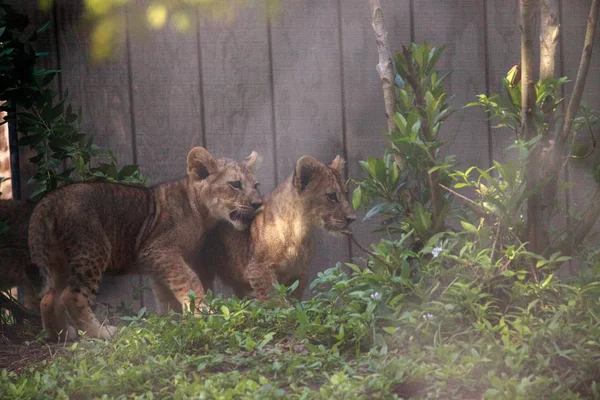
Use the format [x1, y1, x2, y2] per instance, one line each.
[293, 156, 322, 192]
[187, 147, 218, 180]
[244, 151, 260, 172]
[329, 155, 345, 173]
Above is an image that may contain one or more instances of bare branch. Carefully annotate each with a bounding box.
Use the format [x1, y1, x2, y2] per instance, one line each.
[343, 231, 395, 270]
[559, 0, 600, 145]
[551, 0, 600, 258]
[367, 0, 397, 134]
[367, 0, 407, 175]
[439, 183, 485, 216]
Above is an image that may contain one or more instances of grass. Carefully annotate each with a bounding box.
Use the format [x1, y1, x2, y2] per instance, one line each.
[0, 298, 408, 399]
[1, 280, 600, 400]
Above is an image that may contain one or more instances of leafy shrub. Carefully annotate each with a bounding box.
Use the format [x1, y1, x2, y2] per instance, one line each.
[352, 44, 455, 244]
[0, 5, 145, 201]
[325, 38, 600, 397]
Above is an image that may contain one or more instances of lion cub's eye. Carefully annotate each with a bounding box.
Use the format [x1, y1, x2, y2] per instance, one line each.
[229, 181, 243, 190]
[254, 183, 260, 189]
[327, 192, 339, 202]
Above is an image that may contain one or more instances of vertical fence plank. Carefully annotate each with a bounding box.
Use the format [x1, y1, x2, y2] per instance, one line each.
[126, 2, 204, 306]
[127, 3, 203, 184]
[269, 0, 349, 287]
[485, 0, 520, 165]
[340, 0, 412, 256]
[200, 3, 276, 193]
[56, 2, 134, 165]
[55, 0, 140, 313]
[199, 1, 276, 296]
[413, 1, 489, 170]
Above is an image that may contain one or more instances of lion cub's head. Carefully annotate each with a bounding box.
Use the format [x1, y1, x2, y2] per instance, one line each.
[187, 147, 262, 230]
[293, 155, 357, 234]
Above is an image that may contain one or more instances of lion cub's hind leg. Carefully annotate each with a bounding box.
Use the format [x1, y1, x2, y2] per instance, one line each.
[31, 232, 74, 341]
[40, 287, 77, 342]
[60, 235, 117, 340]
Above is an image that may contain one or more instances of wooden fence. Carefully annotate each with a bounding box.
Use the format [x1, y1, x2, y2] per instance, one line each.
[13, 0, 600, 310]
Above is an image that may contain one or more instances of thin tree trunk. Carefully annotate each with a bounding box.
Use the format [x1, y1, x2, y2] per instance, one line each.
[367, 0, 396, 134]
[521, 0, 543, 263]
[540, 0, 560, 79]
[538, 0, 560, 253]
[367, 0, 410, 209]
[554, 0, 600, 256]
[559, 0, 599, 146]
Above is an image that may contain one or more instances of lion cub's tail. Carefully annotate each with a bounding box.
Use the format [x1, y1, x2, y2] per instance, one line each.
[25, 262, 49, 299]
[27, 200, 56, 296]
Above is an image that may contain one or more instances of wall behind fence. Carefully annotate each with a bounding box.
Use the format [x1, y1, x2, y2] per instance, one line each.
[16, 0, 600, 310]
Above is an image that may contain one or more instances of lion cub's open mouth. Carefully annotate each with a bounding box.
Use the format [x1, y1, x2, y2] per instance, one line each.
[229, 210, 253, 224]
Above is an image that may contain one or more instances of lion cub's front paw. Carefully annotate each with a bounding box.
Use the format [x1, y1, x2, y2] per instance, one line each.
[88, 324, 118, 340]
[192, 303, 214, 316]
[102, 325, 118, 338]
[49, 326, 78, 343]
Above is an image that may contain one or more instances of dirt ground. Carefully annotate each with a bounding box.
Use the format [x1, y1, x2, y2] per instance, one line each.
[0, 320, 73, 374]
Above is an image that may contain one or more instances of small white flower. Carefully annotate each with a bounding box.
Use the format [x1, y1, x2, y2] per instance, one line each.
[422, 313, 434, 320]
[370, 291, 382, 301]
[431, 246, 443, 258]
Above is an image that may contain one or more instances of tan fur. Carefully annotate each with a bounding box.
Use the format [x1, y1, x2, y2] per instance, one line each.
[29, 147, 262, 340]
[0, 199, 40, 309]
[185, 155, 357, 302]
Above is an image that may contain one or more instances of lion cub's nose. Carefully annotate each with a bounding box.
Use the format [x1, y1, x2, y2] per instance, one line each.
[251, 201, 263, 211]
[345, 214, 357, 224]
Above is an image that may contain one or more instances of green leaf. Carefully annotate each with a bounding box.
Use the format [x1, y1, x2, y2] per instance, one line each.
[221, 305, 230, 320]
[410, 202, 432, 238]
[345, 263, 362, 274]
[540, 274, 554, 288]
[117, 164, 140, 181]
[37, 20, 51, 34]
[364, 203, 387, 221]
[461, 221, 477, 233]
[352, 186, 362, 210]
[289, 279, 299, 293]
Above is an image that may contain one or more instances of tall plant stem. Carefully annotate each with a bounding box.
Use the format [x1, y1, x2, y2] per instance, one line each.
[403, 46, 444, 232]
[559, 0, 599, 146]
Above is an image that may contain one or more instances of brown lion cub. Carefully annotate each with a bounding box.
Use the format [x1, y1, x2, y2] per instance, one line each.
[29, 147, 262, 340]
[192, 155, 357, 302]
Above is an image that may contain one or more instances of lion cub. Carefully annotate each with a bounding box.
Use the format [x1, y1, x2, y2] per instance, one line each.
[192, 155, 357, 301]
[29, 147, 262, 340]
